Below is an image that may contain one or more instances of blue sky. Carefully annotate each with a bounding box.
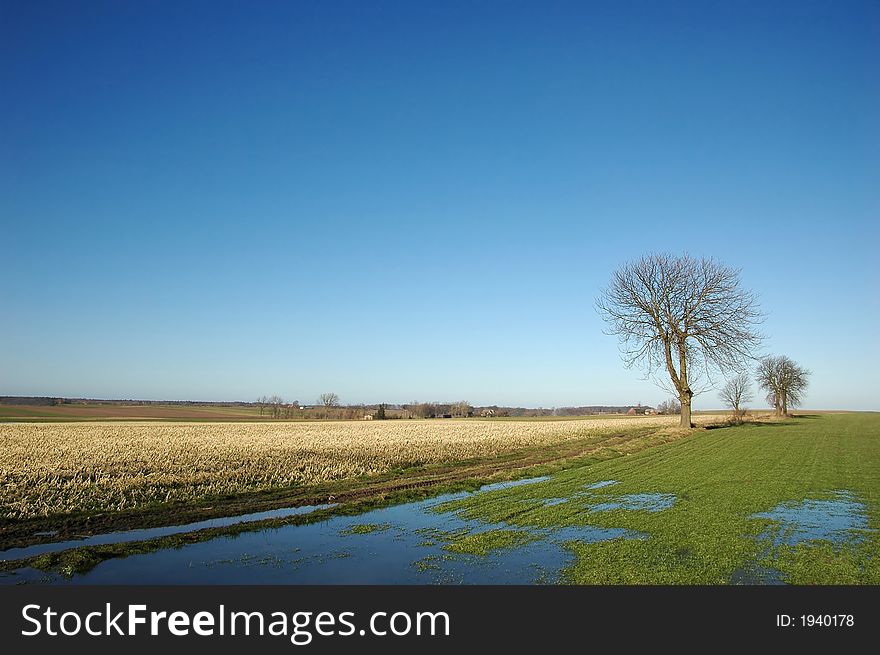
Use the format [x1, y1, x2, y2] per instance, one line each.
[2, 0, 878, 409]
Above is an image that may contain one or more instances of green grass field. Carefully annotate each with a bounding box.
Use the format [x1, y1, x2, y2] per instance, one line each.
[435, 413, 880, 584]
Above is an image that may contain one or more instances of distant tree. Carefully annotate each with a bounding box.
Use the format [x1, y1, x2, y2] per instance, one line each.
[597, 253, 763, 428]
[756, 356, 810, 417]
[256, 396, 268, 417]
[451, 401, 471, 418]
[657, 398, 681, 415]
[376, 403, 387, 420]
[719, 372, 754, 423]
[415, 402, 436, 418]
[267, 395, 284, 419]
[319, 392, 339, 408]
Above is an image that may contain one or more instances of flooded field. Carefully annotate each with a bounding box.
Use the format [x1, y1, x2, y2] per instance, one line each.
[731, 490, 875, 584]
[750, 491, 874, 547]
[2, 474, 874, 586]
[588, 492, 676, 513]
[0, 503, 335, 562]
[2, 414, 877, 585]
[0, 477, 646, 585]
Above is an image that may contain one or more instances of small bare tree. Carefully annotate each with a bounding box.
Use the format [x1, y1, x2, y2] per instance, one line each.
[719, 372, 754, 423]
[756, 356, 810, 416]
[414, 402, 436, 418]
[266, 395, 284, 419]
[319, 392, 339, 408]
[657, 398, 681, 415]
[597, 253, 763, 428]
[451, 401, 471, 418]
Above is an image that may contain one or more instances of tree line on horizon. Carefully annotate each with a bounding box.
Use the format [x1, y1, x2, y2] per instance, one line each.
[247, 396, 690, 420]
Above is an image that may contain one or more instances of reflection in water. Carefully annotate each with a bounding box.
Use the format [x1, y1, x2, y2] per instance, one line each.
[0, 504, 335, 562]
[476, 476, 551, 493]
[0, 477, 645, 585]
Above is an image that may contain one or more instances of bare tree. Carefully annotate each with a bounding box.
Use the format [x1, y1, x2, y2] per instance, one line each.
[256, 396, 268, 417]
[597, 253, 763, 428]
[451, 401, 471, 418]
[779, 361, 810, 415]
[319, 392, 339, 408]
[657, 398, 681, 415]
[719, 372, 754, 423]
[756, 356, 810, 417]
[414, 402, 436, 418]
[265, 395, 284, 419]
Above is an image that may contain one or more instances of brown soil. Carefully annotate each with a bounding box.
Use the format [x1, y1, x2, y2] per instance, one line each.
[0, 404, 261, 420]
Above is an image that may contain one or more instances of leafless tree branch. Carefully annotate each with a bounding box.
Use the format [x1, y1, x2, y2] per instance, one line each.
[597, 252, 764, 427]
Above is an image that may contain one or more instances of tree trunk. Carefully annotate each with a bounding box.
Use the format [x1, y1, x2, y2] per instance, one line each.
[679, 389, 693, 428]
[679, 399, 692, 428]
[677, 342, 693, 428]
[781, 390, 788, 417]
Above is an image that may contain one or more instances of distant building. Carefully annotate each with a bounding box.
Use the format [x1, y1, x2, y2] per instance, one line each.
[626, 404, 656, 416]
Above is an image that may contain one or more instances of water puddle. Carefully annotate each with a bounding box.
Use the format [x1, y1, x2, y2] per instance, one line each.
[477, 476, 551, 493]
[588, 493, 676, 513]
[0, 476, 644, 585]
[548, 525, 646, 543]
[538, 498, 570, 507]
[749, 491, 872, 547]
[518, 480, 673, 512]
[731, 490, 873, 585]
[585, 480, 619, 490]
[0, 504, 335, 562]
[729, 564, 785, 585]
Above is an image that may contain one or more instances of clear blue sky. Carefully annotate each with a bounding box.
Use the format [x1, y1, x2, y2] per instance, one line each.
[2, 0, 878, 410]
